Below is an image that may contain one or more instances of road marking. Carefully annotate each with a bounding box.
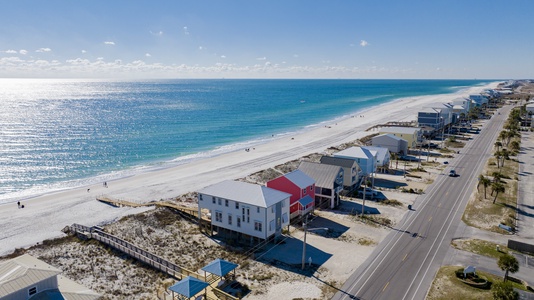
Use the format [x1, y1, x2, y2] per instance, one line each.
[428, 216, 432, 222]
[403, 253, 408, 261]
[383, 281, 390, 292]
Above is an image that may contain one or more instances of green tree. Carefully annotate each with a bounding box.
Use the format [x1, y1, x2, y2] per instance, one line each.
[494, 150, 502, 168]
[495, 141, 503, 151]
[497, 254, 519, 282]
[500, 149, 510, 168]
[492, 182, 505, 204]
[509, 141, 520, 153]
[479, 176, 491, 199]
[492, 281, 519, 300]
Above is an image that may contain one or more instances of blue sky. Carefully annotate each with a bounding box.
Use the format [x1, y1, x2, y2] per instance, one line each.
[1, 0, 533, 79]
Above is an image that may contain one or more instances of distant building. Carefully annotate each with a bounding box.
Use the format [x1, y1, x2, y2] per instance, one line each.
[379, 127, 421, 148]
[469, 94, 489, 107]
[371, 133, 408, 155]
[319, 155, 362, 190]
[267, 170, 315, 219]
[197, 180, 290, 243]
[334, 146, 376, 176]
[362, 146, 390, 173]
[298, 161, 344, 209]
[0, 254, 100, 300]
[451, 97, 471, 118]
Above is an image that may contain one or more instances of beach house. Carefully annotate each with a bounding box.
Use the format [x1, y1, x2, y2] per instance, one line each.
[451, 97, 471, 119]
[379, 127, 421, 148]
[319, 155, 362, 190]
[372, 133, 408, 155]
[298, 161, 344, 209]
[197, 180, 290, 243]
[0, 254, 100, 300]
[333, 146, 376, 176]
[362, 146, 391, 173]
[266, 170, 316, 219]
[469, 94, 489, 107]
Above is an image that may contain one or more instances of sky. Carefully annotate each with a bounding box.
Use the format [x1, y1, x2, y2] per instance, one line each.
[1, 0, 533, 79]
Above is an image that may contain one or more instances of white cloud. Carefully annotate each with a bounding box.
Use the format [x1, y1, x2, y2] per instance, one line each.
[81, 50, 87, 54]
[150, 30, 163, 36]
[104, 41, 115, 45]
[183, 27, 190, 35]
[4, 49, 18, 54]
[360, 40, 369, 47]
[220, 55, 226, 58]
[36, 48, 52, 53]
[257, 57, 267, 61]
[145, 53, 151, 57]
[19, 49, 28, 55]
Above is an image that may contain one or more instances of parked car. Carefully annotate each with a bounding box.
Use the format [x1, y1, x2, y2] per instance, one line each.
[358, 188, 378, 198]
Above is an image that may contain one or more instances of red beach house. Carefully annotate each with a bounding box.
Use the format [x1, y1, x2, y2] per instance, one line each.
[267, 170, 315, 219]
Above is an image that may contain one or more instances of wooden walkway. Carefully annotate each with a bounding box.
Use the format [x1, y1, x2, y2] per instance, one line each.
[96, 196, 211, 223]
[65, 224, 238, 300]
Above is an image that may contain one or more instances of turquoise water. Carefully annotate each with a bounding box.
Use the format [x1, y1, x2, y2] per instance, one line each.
[0, 79, 493, 203]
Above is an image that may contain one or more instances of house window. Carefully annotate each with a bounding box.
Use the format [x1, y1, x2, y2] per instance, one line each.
[28, 287, 37, 296]
[269, 219, 275, 231]
[218, 198, 221, 205]
[309, 186, 313, 192]
[199, 194, 203, 201]
[215, 211, 222, 222]
[228, 214, 232, 225]
[212, 197, 216, 204]
[237, 217, 241, 227]
[236, 202, 239, 209]
[302, 188, 307, 195]
[257, 207, 260, 213]
[282, 213, 288, 223]
[254, 221, 262, 232]
[225, 199, 229, 207]
[271, 206, 274, 213]
[242, 207, 250, 223]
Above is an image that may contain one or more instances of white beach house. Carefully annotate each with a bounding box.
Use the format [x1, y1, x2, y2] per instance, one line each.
[372, 133, 408, 155]
[362, 146, 391, 173]
[333, 146, 377, 176]
[197, 180, 290, 243]
[0, 254, 100, 300]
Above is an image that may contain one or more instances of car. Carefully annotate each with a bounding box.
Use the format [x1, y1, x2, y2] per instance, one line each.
[449, 169, 457, 177]
[443, 161, 449, 164]
[358, 188, 378, 198]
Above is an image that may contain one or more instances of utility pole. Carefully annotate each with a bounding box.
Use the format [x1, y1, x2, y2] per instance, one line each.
[361, 176, 367, 218]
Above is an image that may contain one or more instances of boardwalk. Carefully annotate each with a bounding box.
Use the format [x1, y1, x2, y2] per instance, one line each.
[65, 224, 239, 300]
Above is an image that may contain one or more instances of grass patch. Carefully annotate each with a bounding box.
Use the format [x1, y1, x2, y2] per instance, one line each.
[381, 199, 404, 207]
[451, 239, 509, 259]
[427, 265, 525, 300]
[462, 149, 519, 233]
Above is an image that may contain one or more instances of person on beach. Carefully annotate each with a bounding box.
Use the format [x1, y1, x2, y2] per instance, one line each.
[17, 201, 20, 208]
[87, 188, 90, 193]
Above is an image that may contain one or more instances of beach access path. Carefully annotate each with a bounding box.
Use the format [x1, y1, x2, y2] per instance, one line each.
[0, 83, 499, 256]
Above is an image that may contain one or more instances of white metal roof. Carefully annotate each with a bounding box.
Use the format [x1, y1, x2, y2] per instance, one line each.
[334, 146, 375, 160]
[380, 126, 421, 135]
[198, 180, 290, 208]
[282, 170, 315, 189]
[0, 254, 62, 298]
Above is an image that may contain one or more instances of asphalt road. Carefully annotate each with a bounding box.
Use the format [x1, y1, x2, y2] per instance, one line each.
[333, 105, 513, 300]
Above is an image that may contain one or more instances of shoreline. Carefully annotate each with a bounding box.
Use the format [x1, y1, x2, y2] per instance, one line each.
[0, 82, 500, 256]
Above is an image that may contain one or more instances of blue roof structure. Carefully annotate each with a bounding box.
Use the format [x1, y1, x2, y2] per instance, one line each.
[298, 195, 314, 207]
[169, 276, 208, 298]
[201, 259, 238, 277]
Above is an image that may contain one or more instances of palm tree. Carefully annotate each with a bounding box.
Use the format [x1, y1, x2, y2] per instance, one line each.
[492, 281, 519, 300]
[480, 176, 491, 199]
[500, 149, 510, 167]
[492, 182, 505, 204]
[510, 141, 520, 153]
[492, 171, 503, 183]
[497, 254, 519, 282]
[494, 150, 502, 168]
[494, 141, 503, 152]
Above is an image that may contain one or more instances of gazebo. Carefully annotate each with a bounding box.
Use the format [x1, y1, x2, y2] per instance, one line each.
[201, 258, 238, 284]
[168, 276, 209, 300]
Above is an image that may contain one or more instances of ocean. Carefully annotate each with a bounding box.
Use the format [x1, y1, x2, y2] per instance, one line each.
[0, 79, 494, 203]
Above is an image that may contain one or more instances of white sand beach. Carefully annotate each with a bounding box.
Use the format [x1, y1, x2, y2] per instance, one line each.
[0, 82, 500, 256]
